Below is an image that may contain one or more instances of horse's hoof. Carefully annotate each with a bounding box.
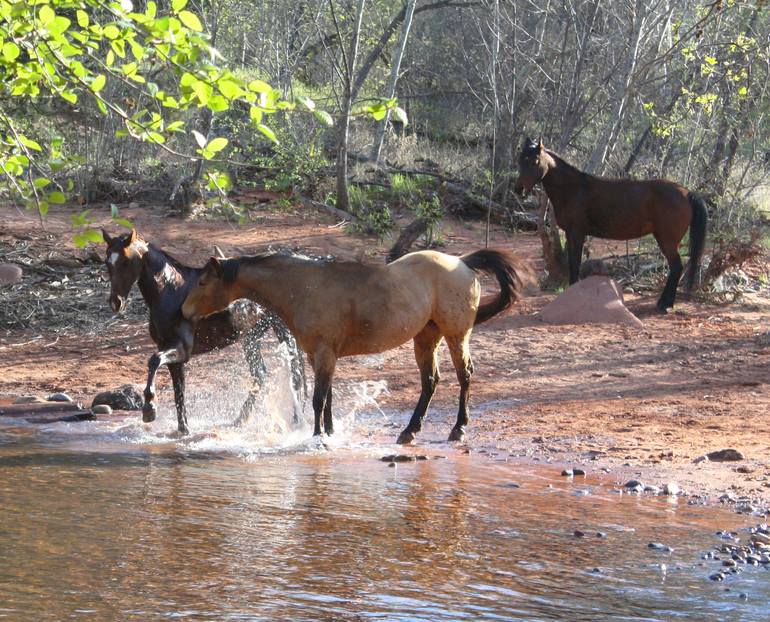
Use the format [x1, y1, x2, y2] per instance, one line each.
[448, 427, 466, 443]
[397, 430, 416, 445]
[178, 425, 190, 436]
[142, 404, 157, 423]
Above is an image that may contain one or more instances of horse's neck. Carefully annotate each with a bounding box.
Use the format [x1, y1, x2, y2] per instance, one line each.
[137, 245, 195, 309]
[542, 152, 590, 203]
[236, 257, 302, 321]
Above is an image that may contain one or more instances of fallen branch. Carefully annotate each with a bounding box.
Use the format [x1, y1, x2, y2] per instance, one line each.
[295, 193, 359, 222]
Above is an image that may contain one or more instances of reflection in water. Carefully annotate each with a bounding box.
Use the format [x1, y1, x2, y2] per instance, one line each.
[0, 382, 768, 620]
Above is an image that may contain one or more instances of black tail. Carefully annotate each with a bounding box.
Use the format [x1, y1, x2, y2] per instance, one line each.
[686, 192, 708, 292]
[461, 249, 533, 325]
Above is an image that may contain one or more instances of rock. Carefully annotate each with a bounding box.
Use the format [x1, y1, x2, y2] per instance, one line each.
[561, 469, 574, 477]
[0, 263, 22, 284]
[13, 396, 46, 404]
[624, 480, 644, 492]
[750, 533, 770, 545]
[388, 462, 396, 468]
[47, 392, 73, 403]
[574, 530, 586, 538]
[739, 593, 748, 600]
[648, 542, 673, 553]
[91, 404, 112, 415]
[644, 485, 661, 494]
[91, 384, 143, 411]
[736, 466, 753, 474]
[707, 449, 745, 462]
[693, 455, 710, 464]
[663, 482, 680, 496]
[415, 455, 428, 461]
[596, 532, 607, 539]
[723, 559, 737, 567]
[539, 276, 644, 329]
[393, 455, 415, 462]
[381, 455, 396, 462]
[573, 468, 586, 476]
[709, 572, 725, 581]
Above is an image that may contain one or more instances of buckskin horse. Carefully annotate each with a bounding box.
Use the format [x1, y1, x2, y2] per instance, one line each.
[102, 229, 306, 434]
[514, 138, 707, 312]
[181, 248, 531, 444]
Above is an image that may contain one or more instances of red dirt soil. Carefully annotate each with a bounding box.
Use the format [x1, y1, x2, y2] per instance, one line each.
[1, 202, 769, 507]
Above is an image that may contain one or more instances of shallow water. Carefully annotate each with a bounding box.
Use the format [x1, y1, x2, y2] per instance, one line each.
[0, 362, 768, 621]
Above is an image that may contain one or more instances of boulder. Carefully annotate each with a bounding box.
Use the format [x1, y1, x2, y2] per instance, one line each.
[539, 276, 644, 329]
[91, 384, 144, 411]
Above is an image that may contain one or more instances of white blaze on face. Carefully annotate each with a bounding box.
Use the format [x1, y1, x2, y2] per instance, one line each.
[109, 252, 120, 266]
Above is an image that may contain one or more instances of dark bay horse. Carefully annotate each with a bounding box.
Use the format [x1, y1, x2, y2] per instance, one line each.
[514, 138, 707, 312]
[102, 229, 306, 434]
[181, 249, 531, 444]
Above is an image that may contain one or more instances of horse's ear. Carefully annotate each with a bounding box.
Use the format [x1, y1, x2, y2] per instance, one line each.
[524, 136, 533, 147]
[128, 228, 138, 245]
[213, 245, 227, 259]
[537, 137, 544, 152]
[102, 229, 113, 245]
[207, 256, 223, 277]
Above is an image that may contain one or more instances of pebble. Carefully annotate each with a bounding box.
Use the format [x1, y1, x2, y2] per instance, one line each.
[388, 462, 396, 468]
[709, 572, 725, 581]
[644, 485, 661, 494]
[624, 480, 644, 492]
[596, 532, 607, 539]
[573, 468, 586, 476]
[648, 542, 673, 553]
[739, 593, 748, 600]
[574, 530, 586, 538]
[47, 392, 73, 403]
[91, 404, 112, 415]
[91, 384, 143, 411]
[561, 469, 574, 477]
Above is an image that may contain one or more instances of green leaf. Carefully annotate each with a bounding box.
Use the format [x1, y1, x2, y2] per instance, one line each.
[249, 106, 263, 124]
[257, 124, 278, 143]
[33, 178, 52, 189]
[103, 24, 120, 39]
[178, 10, 202, 31]
[112, 217, 134, 229]
[704, 55, 717, 65]
[295, 95, 315, 110]
[206, 137, 228, 153]
[111, 203, 120, 218]
[248, 79, 272, 94]
[76, 10, 89, 27]
[313, 110, 333, 127]
[192, 130, 207, 148]
[206, 95, 229, 112]
[172, 0, 188, 12]
[91, 74, 106, 92]
[19, 135, 42, 151]
[39, 201, 49, 217]
[48, 191, 66, 204]
[2, 41, 20, 62]
[39, 5, 55, 25]
[391, 106, 408, 127]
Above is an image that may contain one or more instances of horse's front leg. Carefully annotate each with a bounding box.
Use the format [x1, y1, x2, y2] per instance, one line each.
[142, 343, 189, 426]
[397, 325, 442, 445]
[168, 363, 189, 435]
[310, 347, 336, 437]
[236, 330, 268, 427]
[566, 231, 585, 285]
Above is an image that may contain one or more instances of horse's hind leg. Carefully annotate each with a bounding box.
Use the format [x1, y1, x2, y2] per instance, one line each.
[566, 232, 586, 285]
[655, 233, 684, 312]
[397, 323, 442, 445]
[168, 363, 189, 435]
[446, 332, 474, 443]
[272, 318, 307, 425]
[323, 386, 333, 435]
[236, 331, 267, 426]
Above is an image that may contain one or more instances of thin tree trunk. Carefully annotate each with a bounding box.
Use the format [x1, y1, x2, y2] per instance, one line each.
[371, 0, 418, 163]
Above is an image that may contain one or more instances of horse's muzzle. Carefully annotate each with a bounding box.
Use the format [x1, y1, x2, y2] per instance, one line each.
[110, 295, 126, 313]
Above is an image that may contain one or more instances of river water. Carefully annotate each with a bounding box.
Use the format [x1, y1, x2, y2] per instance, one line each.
[1, 358, 768, 621]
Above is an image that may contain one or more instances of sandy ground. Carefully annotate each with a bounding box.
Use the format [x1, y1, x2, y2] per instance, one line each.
[1, 201, 769, 508]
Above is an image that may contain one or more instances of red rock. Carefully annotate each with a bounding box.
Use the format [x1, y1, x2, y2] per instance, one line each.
[0, 263, 22, 284]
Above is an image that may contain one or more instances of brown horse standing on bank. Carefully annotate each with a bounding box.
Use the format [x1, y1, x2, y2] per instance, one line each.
[514, 138, 707, 312]
[181, 249, 531, 444]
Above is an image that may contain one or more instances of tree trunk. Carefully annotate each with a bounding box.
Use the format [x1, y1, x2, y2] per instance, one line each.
[371, 0, 418, 163]
[537, 191, 567, 285]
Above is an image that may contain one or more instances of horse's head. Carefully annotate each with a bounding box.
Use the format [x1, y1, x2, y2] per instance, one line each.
[102, 228, 147, 313]
[182, 256, 238, 322]
[514, 137, 550, 197]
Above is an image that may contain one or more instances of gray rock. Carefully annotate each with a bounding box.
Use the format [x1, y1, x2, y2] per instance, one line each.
[648, 542, 673, 553]
[13, 396, 46, 404]
[574, 530, 586, 538]
[644, 485, 661, 494]
[707, 448, 745, 462]
[561, 469, 574, 477]
[0, 263, 22, 284]
[91, 384, 143, 411]
[573, 468, 586, 476]
[624, 480, 644, 492]
[663, 482, 680, 496]
[47, 392, 73, 403]
[709, 572, 725, 581]
[91, 404, 113, 415]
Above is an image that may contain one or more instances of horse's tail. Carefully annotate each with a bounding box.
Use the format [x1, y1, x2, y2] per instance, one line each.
[461, 249, 533, 325]
[686, 192, 708, 292]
